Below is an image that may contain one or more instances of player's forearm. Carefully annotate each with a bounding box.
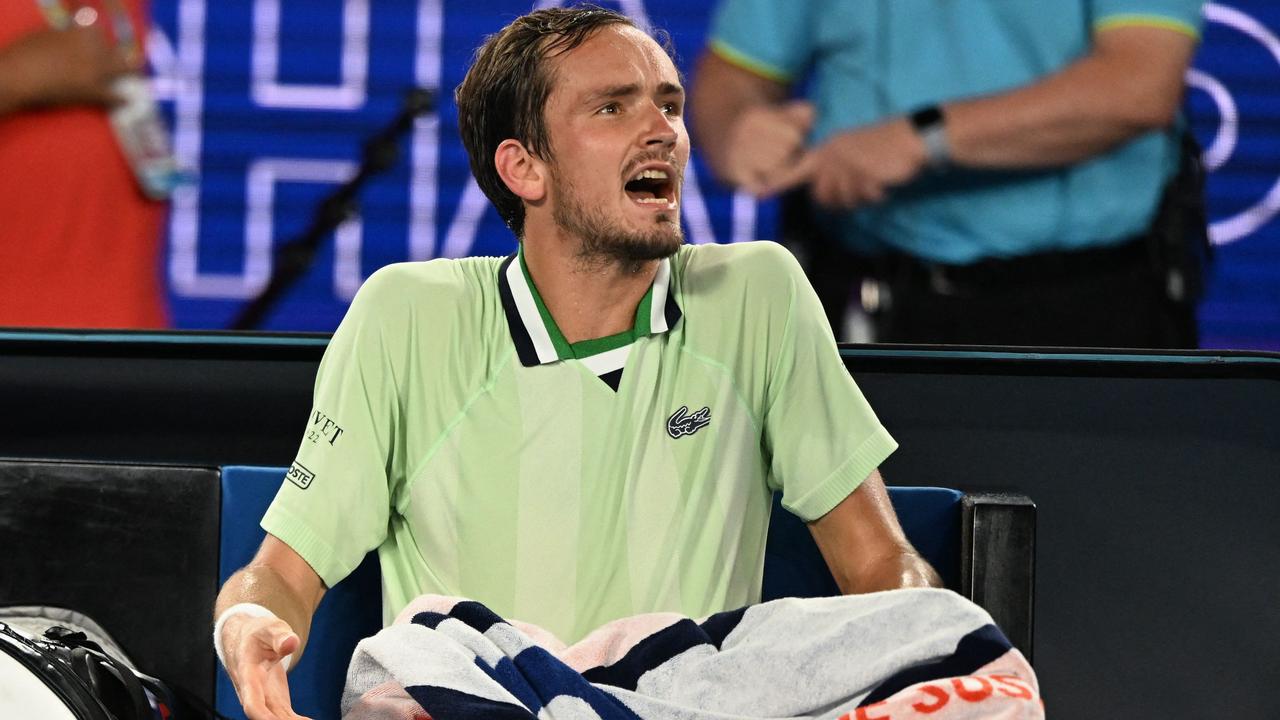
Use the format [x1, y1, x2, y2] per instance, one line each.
[834, 550, 943, 595]
[216, 563, 321, 661]
[943, 29, 1194, 169]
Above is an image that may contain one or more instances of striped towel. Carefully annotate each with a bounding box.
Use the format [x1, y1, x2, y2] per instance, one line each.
[342, 588, 1042, 719]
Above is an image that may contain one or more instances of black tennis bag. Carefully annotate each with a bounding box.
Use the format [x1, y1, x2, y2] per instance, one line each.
[0, 608, 175, 720]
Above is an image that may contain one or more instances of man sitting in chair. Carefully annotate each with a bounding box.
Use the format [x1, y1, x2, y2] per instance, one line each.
[213, 6, 940, 719]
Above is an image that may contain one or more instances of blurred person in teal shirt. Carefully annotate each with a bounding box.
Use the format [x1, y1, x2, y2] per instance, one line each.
[693, 1, 1206, 348]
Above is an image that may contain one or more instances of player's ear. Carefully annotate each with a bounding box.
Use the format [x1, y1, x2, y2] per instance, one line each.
[494, 140, 546, 202]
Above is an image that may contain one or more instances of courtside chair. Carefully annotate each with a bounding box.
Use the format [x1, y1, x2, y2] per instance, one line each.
[216, 465, 1036, 720]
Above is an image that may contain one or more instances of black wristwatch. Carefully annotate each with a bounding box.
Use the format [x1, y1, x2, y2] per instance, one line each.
[909, 105, 950, 170]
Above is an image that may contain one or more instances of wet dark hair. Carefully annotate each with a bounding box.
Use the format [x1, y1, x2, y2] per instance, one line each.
[454, 5, 636, 239]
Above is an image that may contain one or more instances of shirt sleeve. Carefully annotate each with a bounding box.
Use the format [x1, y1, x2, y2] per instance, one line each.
[706, 0, 817, 82]
[1091, 0, 1205, 38]
[760, 245, 897, 522]
[261, 270, 406, 588]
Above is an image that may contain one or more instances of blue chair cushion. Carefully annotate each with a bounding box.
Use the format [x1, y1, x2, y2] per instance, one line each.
[217, 466, 381, 720]
[762, 487, 962, 601]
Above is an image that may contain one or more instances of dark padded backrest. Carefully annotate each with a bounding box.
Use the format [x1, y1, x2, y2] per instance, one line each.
[217, 466, 966, 720]
[0, 459, 221, 710]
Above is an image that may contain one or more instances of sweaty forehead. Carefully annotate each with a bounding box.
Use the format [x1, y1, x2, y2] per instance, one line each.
[550, 25, 681, 95]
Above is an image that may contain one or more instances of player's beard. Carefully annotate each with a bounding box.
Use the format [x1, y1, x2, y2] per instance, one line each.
[551, 170, 683, 273]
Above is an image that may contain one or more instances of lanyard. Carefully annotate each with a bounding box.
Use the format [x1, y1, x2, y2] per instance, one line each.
[34, 0, 140, 66]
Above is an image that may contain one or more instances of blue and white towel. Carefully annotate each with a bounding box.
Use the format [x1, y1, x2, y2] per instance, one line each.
[342, 589, 1042, 719]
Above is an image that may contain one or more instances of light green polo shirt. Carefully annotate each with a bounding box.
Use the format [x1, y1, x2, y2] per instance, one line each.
[262, 240, 896, 642]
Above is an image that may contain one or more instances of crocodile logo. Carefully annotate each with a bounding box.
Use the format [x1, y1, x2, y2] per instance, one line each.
[666, 405, 711, 439]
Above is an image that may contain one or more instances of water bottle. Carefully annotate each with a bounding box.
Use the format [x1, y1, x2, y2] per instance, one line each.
[108, 73, 179, 200]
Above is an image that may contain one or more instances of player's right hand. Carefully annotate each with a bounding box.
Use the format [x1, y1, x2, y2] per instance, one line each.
[0, 23, 131, 111]
[220, 614, 313, 720]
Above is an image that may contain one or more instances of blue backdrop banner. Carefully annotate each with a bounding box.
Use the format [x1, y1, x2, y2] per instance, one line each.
[146, 0, 1279, 350]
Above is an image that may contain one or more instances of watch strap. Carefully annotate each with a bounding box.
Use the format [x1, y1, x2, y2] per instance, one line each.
[909, 105, 950, 170]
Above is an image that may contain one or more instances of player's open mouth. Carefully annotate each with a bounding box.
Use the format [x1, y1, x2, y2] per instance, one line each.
[624, 166, 677, 210]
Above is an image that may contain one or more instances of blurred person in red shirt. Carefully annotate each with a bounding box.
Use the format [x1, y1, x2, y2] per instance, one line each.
[0, 0, 167, 329]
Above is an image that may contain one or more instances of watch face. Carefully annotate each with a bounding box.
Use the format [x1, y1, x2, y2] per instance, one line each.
[910, 106, 944, 130]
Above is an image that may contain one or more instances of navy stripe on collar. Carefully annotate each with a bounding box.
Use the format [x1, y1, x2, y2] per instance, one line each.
[497, 254, 542, 368]
[498, 251, 683, 368]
